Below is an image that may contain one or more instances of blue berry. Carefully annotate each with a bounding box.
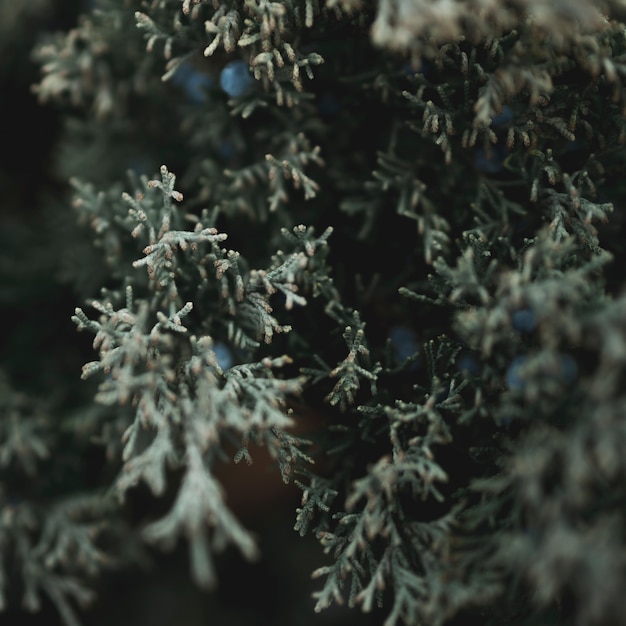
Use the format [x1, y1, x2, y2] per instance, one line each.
[506, 355, 527, 391]
[511, 308, 537, 333]
[506, 353, 577, 392]
[491, 105, 513, 128]
[388, 325, 419, 367]
[127, 158, 150, 175]
[474, 143, 508, 174]
[564, 139, 584, 154]
[220, 60, 254, 98]
[217, 138, 236, 162]
[171, 61, 214, 104]
[457, 352, 481, 376]
[559, 353, 577, 384]
[403, 59, 432, 78]
[213, 341, 234, 370]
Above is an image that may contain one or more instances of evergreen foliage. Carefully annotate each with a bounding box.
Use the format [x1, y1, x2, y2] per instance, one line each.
[2, 0, 626, 624]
